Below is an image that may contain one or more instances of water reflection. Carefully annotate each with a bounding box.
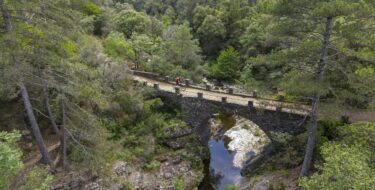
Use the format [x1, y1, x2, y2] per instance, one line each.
[199, 114, 270, 190]
[209, 139, 243, 189]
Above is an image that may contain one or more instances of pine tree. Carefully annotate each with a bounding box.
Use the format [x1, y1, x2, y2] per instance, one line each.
[267, 0, 375, 177]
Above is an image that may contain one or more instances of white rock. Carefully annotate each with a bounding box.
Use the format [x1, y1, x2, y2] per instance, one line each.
[224, 117, 270, 168]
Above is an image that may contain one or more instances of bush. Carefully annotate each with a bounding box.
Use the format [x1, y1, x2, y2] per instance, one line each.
[145, 160, 161, 171]
[299, 123, 375, 190]
[270, 132, 292, 150]
[0, 131, 23, 189]
[270, 182, 285, 190]
[19, 166, 54, 190]
[84, 2, 101, 16]
[103, 32, 135, 60]
[225, 184, 239, 190]
[174, 177, 185, 190]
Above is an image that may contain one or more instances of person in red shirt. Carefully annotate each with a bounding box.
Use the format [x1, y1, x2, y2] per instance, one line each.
[175, 77, 181, 86]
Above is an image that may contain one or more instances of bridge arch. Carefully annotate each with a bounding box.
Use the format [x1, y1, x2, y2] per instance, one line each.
[153, 90, 307, 143]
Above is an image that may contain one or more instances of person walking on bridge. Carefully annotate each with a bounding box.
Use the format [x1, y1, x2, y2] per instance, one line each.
[175, 76, 181, 86]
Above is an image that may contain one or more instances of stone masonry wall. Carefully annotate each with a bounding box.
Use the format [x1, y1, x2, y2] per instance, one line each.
[153, 90, 307, 142]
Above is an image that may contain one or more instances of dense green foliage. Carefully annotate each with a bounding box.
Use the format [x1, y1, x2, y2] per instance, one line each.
[0, 131, 23, 189]
[104, 32, 135, 60]
[210, 47, 241, 82]
[300, 123, 375, 189]
[0, 0, 374, 189]
[18, 166, 54, 190]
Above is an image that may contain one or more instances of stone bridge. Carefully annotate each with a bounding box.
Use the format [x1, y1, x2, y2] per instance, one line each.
[131, 70, 309, 140]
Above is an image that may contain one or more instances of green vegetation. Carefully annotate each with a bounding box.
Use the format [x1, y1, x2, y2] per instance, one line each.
[210, 47, 241, 82]
[104, 32, 135, 60]
[18, 166, 54, 190]
[0, 131, 23, 189]
[174, 177, 186, 190]
[225, 184, 239, 190]
[300, 123, 375, 189]
[0, 0, 374, 189]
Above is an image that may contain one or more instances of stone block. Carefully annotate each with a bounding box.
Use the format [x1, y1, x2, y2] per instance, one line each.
[222, 97, 227, 103]
[248, 101, 254, 108]
[206, 84, 211, 91]
[228, 88, 234, 94]
[185, 79, 191, 87]
[197, 92, 203, 99]
[154, 83, 159, 90]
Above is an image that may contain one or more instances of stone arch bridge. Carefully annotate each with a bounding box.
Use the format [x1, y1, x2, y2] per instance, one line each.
[131, 70, 310, 140]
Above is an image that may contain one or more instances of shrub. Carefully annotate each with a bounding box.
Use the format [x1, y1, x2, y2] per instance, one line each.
[103, 32, 135, 60]
[84, 2, 101, 16]
[19, 166, 54, 190]
[299, 123, 375, 189]
[225, 184, 239, 190]
[174, 177, 185, 190]
[145, 160, 161, 171]
[0, 131, 23, 189]
[270, 132, 292, 150]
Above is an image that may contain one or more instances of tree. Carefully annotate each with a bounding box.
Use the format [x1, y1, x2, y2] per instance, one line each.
[103, 32, 135, 60]
[130, 33, 162, 69]
[163, 24, 202, 70]
[113, 9, 151, 38]
[197, 15, 226, 57]
[264, 0, 375, 176]
[0, 0, 54, 168]
[210, 47, 241, 82]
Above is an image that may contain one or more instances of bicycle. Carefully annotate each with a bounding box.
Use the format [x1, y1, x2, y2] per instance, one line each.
[173, 84, 187, 92]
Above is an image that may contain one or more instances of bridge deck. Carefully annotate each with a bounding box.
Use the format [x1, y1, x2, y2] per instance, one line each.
[132, 75, 310, 116]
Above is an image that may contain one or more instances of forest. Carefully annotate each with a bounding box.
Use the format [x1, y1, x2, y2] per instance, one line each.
[0, 0, 374, 190]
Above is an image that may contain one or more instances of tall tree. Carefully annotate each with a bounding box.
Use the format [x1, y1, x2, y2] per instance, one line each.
[267, 0, 375, 177]
[0, 0, 54, 168]
[163, 24, 202, 70]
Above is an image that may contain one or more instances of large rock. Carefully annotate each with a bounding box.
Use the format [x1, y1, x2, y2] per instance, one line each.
[253, 178, 270, 190]
[224, 117, 270, 168]
[52, 171, 100, 190]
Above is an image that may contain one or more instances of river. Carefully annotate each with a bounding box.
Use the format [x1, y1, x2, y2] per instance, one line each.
[199, 113, 270, 190]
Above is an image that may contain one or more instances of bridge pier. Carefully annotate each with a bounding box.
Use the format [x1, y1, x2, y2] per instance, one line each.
[248, 101, 254, 109]
[164, 76, 170, 82]
[205, 84, 211, 91]
[185, 79, 191, 87]
[197, 92, 203, 99]
[228, 88, 234, 94]
[154, 83, 159, 90]
[222, 97, 227, 103]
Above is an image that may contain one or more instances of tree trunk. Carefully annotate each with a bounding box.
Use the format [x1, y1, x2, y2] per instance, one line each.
[300, 15, 334, 177]
[61, 97, 68, 171]
[36, 51, 61, 136]
[0, 0, 54, 168]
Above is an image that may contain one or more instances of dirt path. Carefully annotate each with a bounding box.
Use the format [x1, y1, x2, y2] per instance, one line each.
[23, 135, 60, 169]
[132, 75, 310, 116]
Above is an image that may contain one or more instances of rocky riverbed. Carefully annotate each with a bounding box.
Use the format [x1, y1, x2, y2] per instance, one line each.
[202, 114, 270, 189]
